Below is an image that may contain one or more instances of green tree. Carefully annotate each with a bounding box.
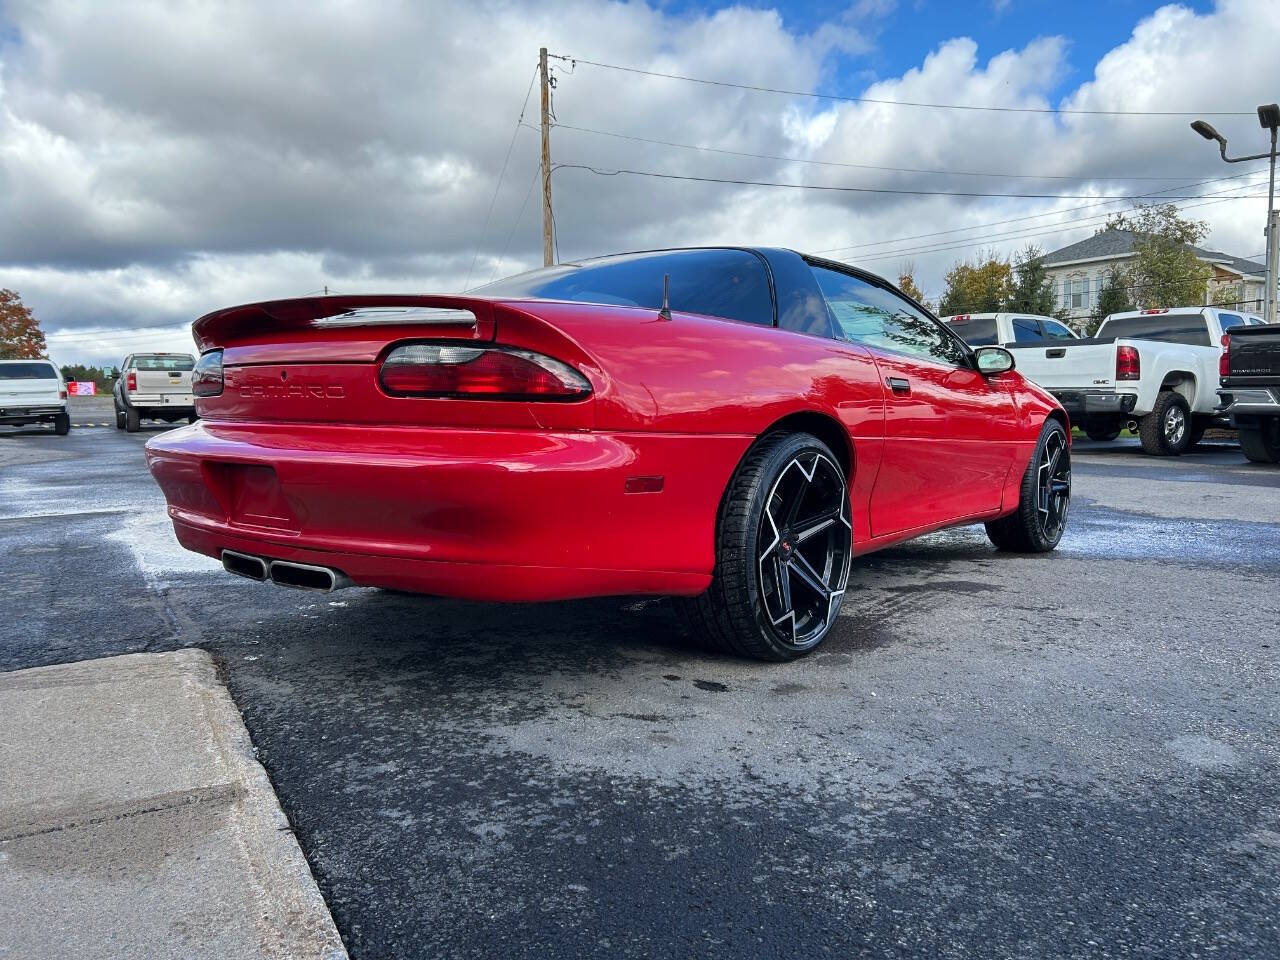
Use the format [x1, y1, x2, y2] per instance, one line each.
[897, 261, 927, 307]
[1087, 267, 1134, 335]
[1108, 203, 1212, 310]
[0, 289, 46, 360]
[1005, 245, 1058, 315]
[937, 250, 1013, 316]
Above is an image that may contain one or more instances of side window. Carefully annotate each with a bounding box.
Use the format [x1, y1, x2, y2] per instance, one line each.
[809, 264, 968, 366]
[1012, 317, 1044, 343]
[1041, 319, 1076, 340]
[1217, 312, 1245, 332]
[122, 355, 133, 371]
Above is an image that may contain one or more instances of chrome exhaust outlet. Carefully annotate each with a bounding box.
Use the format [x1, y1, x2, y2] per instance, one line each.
[266, 559, 353, 592]
[222, 549, 268, 582]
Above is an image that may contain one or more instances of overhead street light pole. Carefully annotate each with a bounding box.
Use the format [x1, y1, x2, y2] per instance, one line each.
[1191, 104, 1280, 324]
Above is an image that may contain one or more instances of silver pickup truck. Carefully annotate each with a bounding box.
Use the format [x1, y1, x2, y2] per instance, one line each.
[112, 352, 197, 432]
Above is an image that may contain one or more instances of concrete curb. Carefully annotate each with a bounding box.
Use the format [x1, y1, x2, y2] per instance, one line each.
[0, 650, 348, 959]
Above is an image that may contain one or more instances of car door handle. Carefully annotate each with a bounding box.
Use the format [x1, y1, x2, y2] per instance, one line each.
[1046, 348, 1066, 358]
[886, 377, 911, 395]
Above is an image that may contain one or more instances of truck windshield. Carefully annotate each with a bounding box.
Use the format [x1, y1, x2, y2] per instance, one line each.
[0, 362, 59, 380]
[134, 356, 195, 371]
[945, 316, 999, 345]
[1098, 314, 1211, 347]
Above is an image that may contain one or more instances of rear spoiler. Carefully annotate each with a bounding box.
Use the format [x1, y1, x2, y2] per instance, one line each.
[192, 295, 500, 352]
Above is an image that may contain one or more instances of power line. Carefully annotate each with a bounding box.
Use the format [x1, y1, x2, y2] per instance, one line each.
[463, 63, 540, 292]
[544, 120, 1221, 182]
[813, 168, 1267, 255]
[848, 193, 1261, 266]
[551, 54, 1256, 117]
[553, 161, 1269, 202]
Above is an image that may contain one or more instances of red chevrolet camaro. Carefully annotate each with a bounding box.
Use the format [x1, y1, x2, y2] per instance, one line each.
[146, 247, 1071, 660]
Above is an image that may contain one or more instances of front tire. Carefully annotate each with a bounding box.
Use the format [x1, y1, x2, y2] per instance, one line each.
[1138, 390, 1192, 456]
[1084, 420, 1121, 442]
[1239, 420, 1280, 464]
[986, 418, 1071, 553]
[677, 432, 852, 661]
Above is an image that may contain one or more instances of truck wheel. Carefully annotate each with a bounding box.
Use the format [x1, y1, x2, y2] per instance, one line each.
[986, 418, 1071, 553]
[1138, 391, 1191, 456]
[1084, 421, 1121, 442]
[124, 408, 141, 433]
[53, 412, 71, 436]
[1239, 421, 1280, 464]
[676, 432, 852, 661]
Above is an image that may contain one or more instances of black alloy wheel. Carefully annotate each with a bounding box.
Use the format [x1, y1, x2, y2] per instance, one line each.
[986, 418, 1071, 553]
[755, 450, 852, 650]
[678, 432, 852, 661]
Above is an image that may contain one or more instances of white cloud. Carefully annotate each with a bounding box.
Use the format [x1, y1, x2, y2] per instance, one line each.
[0, 0, 1277, 363]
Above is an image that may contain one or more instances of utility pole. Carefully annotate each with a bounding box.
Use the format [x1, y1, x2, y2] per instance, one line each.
[539, 47, 554, 267]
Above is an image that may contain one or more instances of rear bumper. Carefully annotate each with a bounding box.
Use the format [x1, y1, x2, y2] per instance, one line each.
[127, 393, 195, 411]
[1217, 387, 1280, 426]
[145, 421, 753, 601]
[1047, 389, 1137, 421]
[0, 405, 66, 424]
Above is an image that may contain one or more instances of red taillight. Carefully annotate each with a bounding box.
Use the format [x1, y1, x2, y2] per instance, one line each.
[191, 350, 224, 397]
[1220, 333, 1230, 379]
[126, 371, 137, 391]
[379, 343, 591, 400]
[1116, 345, 1141, 381]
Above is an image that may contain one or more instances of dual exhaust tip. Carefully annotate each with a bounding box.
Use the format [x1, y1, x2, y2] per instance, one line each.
[221, 549, 352, 592]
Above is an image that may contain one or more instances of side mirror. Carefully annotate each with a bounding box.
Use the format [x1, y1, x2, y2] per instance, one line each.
[974, 346, 1015, 376]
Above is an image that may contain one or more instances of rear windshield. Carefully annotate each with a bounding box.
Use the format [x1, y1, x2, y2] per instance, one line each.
[134, 355, 195, 371]
[473, 249, 775, 327]
[945, 316, 999, 345]
[0, 362, 59, 380]
[1099, 314, 1211, 347]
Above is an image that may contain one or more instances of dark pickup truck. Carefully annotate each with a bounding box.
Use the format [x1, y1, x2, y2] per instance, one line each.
[1219, 323, 1280, 463]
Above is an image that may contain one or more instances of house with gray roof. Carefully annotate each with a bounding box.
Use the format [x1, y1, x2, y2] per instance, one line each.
[1041, 228, 1266, 322]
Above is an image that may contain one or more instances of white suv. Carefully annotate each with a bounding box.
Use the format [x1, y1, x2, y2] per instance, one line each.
[0, 359, 70, 435]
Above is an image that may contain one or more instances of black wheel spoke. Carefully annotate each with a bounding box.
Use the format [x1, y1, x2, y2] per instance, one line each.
[775, 555, 793, 619]
[788, 552, 831, 600]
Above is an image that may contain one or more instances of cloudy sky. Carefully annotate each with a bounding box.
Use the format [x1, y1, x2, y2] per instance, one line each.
[1, 0, 1278, 366]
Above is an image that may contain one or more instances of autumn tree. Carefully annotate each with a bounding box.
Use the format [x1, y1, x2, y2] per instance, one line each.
[0, 289, 47, 360]
[1106, 204, 1212, 310]
[937, 250, 1014, 316]
[897, 261, 927, 306]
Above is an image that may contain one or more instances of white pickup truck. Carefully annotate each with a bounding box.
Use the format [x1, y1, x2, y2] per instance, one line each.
[942, 312, 1080, 348]
[112, 352, 197, 432]
[0, 359, 70, 435]
[1005, 307, 1264, 455]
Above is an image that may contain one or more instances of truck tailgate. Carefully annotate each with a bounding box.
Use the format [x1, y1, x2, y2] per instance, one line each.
[135, 369, 193, 396]
[1008, 341, 1118, 390]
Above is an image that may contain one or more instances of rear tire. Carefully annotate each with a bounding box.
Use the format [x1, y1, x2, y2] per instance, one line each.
[124, 407, 141, 433]
[986, 418, 1071, 553]
[1239, 420, 1280, 464]
[676, 432, 852, 661]
[1186, 419, 1208, 449]
[53, 412, 70, 436]
[1138, 390, 1192, 456]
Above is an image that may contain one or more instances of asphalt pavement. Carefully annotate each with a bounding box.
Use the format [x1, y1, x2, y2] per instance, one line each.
[2, 403, 1278, 959]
